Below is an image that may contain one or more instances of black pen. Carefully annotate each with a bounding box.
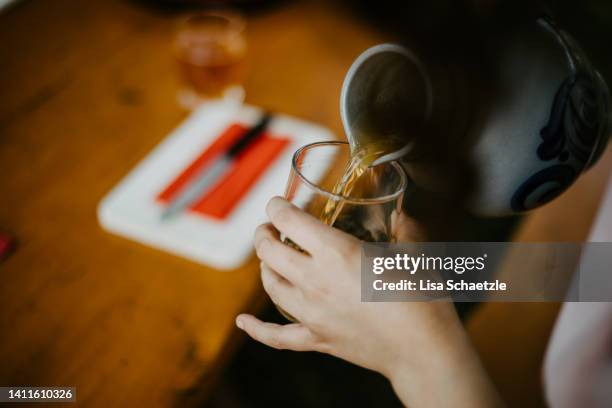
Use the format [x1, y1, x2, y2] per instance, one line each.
[161, 113, 272, 220]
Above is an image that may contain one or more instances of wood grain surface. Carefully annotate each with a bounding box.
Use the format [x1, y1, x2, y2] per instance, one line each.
[0, 0, 610, 407]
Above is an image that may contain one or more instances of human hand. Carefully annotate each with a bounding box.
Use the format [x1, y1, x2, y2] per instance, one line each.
[236, 197, 502, 407]
[237, 197, 456, 373]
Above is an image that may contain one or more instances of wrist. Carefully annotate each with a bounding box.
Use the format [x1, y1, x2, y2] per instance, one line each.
[383, 305, 502, 407]
[386, 311, 468, 383]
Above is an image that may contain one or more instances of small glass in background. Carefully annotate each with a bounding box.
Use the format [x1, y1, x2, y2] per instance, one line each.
[173, 10, 247, 108]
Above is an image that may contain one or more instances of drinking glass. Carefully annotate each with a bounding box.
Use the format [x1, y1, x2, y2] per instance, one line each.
[277, 141, 408, 320]
[173, 11, 247, 108]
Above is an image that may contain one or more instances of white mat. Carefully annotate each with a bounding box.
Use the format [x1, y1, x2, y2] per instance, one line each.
[98, 101, 333, 269]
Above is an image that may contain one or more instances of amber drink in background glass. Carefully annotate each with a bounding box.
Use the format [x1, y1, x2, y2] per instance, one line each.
[173, 11, 247, 107]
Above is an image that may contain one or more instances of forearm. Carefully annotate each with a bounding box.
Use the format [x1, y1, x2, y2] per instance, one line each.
[387, 314, 503, 408]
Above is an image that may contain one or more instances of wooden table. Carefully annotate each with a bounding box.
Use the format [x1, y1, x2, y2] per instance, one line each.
[0, 0, 610, 407]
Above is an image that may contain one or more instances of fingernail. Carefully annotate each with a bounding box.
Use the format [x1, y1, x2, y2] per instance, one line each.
[257, 238, 270, 254]
[236, 317, 244, 330]
[267, 196, 288, 215]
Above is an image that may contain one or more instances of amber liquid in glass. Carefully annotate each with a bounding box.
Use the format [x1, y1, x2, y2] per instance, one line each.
[319, 137, 405, 226]
[176, 57, 244, 97]
[174, 13, 246, 98]
[278, 139, 405, 322]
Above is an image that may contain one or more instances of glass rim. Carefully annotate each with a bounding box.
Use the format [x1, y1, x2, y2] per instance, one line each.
[291, 141, 408, 204]
[177, 10, 246, 35]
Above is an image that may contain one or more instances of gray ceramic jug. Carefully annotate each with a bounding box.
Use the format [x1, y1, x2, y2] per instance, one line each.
[341, 16, 611, 217]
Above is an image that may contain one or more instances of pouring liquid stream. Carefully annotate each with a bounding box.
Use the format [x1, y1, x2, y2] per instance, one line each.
[319, 137, 406, 227]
